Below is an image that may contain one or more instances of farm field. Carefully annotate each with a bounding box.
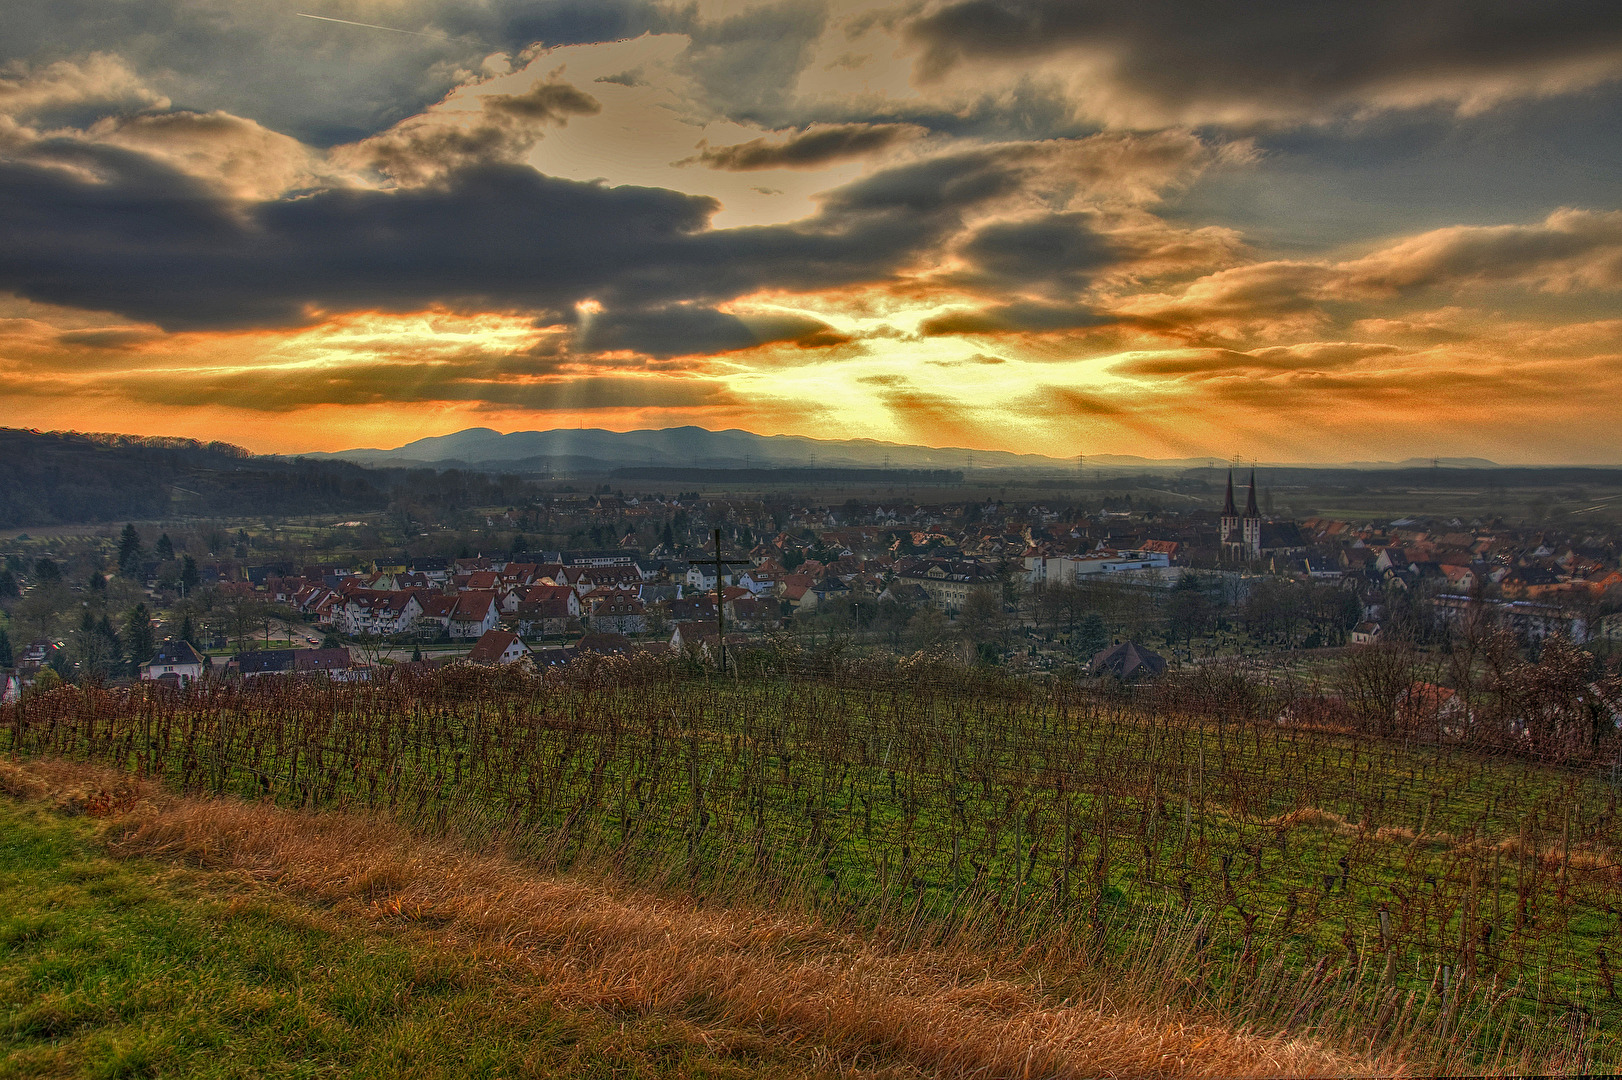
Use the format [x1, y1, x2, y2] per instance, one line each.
[6, 663, 1619, 1073]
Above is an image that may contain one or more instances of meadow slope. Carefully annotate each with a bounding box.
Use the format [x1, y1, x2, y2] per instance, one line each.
[1, 757, 1371, 1078]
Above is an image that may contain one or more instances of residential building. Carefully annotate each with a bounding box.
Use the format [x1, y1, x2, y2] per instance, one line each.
[466, 629, 531, 666]
[587, 593, 648, 634]
[142, 639, 205, 684]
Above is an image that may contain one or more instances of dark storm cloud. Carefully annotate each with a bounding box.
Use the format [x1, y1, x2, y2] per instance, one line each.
[483, 81, 602, 123]
[798, 79, 1093, 142]
[0, 0, 676, 146]
[0, 139, 708, 328]
[906, 1, 1622, 120]
[684, 123, 922, 171]
[0, 139, 1043, 342]
[577, 306, 845, 357]
[108, 360, 738, 413]
[54, 327, 165, 350]
[818, 145, 1028, 214]
[345, 79, 601, 184]
[951, 212, 1120, 292]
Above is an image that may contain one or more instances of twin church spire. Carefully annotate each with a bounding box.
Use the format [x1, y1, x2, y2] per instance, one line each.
[1221, 468, 1262, 560]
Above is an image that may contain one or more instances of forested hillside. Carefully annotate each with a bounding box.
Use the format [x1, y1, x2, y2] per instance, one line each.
[0, 428, 562, 527]
[0, 429, 393, 527]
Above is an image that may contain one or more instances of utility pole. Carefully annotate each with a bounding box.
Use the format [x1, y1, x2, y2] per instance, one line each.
[708, 527, 750, 674]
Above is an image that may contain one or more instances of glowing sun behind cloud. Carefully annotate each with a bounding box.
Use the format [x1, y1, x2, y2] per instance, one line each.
[1, 1, 1620, 462]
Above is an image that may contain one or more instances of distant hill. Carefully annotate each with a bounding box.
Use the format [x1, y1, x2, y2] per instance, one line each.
[302, 426, 1520, 476]
[304, 426, 1222, 473]
[0, 428, 389, 527]
[1348, 457, 1500, 470]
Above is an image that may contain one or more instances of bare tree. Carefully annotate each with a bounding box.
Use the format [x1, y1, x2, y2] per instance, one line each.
[1337, 640, 1426, 738]
[958, 587, 1007, 648]
[1493, 634, 1619, 758]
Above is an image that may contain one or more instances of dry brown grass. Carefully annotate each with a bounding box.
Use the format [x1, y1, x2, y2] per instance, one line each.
[1262, 803, 1622, 877]
[0, 757, 160, 817]
[3, 757, 1387, 1078]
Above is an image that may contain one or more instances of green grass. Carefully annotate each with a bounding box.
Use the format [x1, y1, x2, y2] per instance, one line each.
[0, 798, 804, 1079]
[9, 671, 1620, 1070]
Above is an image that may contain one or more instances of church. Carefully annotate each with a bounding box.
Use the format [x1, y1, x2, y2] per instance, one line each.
[1220, 470, 1306, 562]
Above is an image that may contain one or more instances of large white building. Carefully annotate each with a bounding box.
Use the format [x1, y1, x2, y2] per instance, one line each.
[1023, 549, 1171, 587]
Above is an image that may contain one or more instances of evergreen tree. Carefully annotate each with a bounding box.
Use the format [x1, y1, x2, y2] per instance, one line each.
[118, 523, 144, 577]
[33, 557, 61, 585]
[178, 613, 196, 649]
[411, 645, 423, 662]
[123, 604, 154, 675]
[180, 555, 200, 594]
[156, 533, 175, 562]
[1074, 611, 1109, 660]
[662, 522, 675, 551]
[0, 627, 12, 668]
[0, 569, 17, 599]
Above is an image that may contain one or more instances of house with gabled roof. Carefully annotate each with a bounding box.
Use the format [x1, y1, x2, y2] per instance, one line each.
[466, 629, 531, 666]
[587, 592, 647, 634]
[522, 583, 581, 615]
[142, 639, 206, 684]
[1089, 641, 1166, 681]
[800, 576, 849, 610]
[448, 592, 500, 639]
[516, 598, 577, 638]
[420, 592, 500, 639]
[236, 647, 358, 679]
[724, 595, 780, 630]
[339, 589, 424, 637]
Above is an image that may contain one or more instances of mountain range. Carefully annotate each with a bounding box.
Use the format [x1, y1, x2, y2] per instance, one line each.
[298, 426, 1502, 474]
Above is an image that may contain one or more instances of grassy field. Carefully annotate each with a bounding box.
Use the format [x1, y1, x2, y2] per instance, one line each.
[5, 665, 1618, 1073]
[0, 769, 841, 1079]
[1, 759, 1364, 1079]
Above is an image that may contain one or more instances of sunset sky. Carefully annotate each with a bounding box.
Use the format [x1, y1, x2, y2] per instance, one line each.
[2, 1, 1620, 461]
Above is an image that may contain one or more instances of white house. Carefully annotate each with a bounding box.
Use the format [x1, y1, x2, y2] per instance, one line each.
[684, 564, 733, 592]
[448, 592, 501, 640]
[587, 593, 647, 634]
[339, 590, 424, 637]
[466, 629, 531, 666]
[142, 639, 206, 684]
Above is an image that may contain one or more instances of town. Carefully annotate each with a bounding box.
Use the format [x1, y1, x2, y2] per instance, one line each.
[5, 468, 1619, 705]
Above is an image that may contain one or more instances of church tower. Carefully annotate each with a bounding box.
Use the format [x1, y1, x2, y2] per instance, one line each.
[1220, 470, 1239, 548]
[1242, 470, 1262, 558]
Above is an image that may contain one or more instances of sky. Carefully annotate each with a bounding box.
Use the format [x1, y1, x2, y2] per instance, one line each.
[1, 1, 1620, 463]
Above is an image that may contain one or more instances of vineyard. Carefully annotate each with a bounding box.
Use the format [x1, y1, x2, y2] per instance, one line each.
[6, 656, 1621, 1073]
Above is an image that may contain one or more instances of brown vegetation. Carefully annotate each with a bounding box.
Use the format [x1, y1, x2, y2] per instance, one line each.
[3, 757, 1368, 1078]
[6, 652, 1618, 1073]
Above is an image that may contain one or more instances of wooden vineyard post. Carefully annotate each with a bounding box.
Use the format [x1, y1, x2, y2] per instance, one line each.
[708, 527, 751, 675]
